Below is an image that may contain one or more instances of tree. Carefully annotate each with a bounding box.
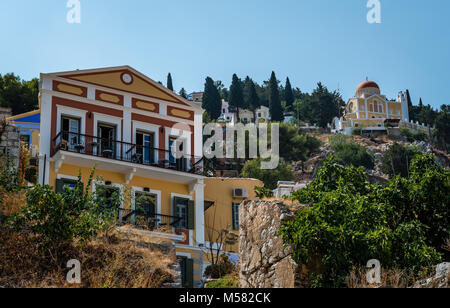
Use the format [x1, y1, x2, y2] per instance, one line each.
[279, 123, 321, 162]
[280, 155, 447, 287]
[243, 77, 260, 120]
[0, 73, 39, 115]
[167, 73, 173, 91]
[381, 143, 422, 178]
[406, 89, 414, 118]
[434, 105, 450, 152]
[268, 71, 284, 122]
[229, 74, 245, 122]
[214, 80, 229, 101]
[202, 77, 222, 120]
[284, 77, 295, 112]
[303, 82, 339, 128]
[240, 157, 294, 190]
[178, 88, 187, 99]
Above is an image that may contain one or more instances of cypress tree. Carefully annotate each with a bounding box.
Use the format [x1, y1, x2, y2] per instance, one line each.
[167, 73, 174, 91]
[244, 77, 260, 120]
[229, 74, 245, 122]
[285, 77, 294, 111]
[269, 71, 284, 122]
[179, 88, 187, 99]
[202, 77, 222, 120]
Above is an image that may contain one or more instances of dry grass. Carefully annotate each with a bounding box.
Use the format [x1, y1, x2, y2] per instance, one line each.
[347, 267, 435, 288]
[0, 230, 176, 288]
[0, 188, 26, 217]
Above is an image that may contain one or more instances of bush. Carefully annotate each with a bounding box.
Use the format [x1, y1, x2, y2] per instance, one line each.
[280, 155, 448, 287]
[381, 143, 422, 178]
[8, 168, 120, 250]
[240, 157, 294, 190]
[401, 128, 428, 143]
[205, 274, 239, 289]
[352, 128, 362, 136]
[204, 255, 235, 279]
[329, 135, 374, 169]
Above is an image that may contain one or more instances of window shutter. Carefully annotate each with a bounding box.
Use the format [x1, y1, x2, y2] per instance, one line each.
[185, 259, 194, 288]
[231, 203, 239, 230]
[187, 200, 195, 230]
[173, 197, 180, 217]
[55, 179, 64, 193]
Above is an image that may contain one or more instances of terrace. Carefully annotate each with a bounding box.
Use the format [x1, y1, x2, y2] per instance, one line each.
[51, 131, 204, 177]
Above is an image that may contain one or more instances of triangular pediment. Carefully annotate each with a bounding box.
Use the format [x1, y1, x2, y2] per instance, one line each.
[49, 66, 197, 109]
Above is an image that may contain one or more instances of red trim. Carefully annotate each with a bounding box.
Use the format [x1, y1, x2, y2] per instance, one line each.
[51, 97, 123, 149]
[63, 69, 191, 107]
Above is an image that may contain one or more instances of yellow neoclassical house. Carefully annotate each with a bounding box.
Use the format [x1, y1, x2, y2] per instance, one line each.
[32, 66, 263, 288]
[334, 80, 410, 135]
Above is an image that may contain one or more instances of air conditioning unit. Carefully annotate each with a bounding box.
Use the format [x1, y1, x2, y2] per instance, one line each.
[233, 188, 248, 199]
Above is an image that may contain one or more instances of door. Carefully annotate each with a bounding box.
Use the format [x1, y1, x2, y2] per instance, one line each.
[98, 124, 116, 158]
[169, 136, 187, 171]
[62, 117, 80, 151]
[136, 132, 155, 164]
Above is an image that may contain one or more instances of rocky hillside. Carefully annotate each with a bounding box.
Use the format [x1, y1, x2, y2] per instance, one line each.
[295, 134, 450, 183]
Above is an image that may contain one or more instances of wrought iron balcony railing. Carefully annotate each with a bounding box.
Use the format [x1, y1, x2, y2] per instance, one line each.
[52, 131, 204, 175]
[117, 208, 183, 232]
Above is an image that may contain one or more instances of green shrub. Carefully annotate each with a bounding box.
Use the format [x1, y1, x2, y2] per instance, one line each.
[241, 157, 294, 190]
[352, 128, 362, 136]
[381, 143, 422, 178]
[205, 274, 239, 288]
[400, 128, 428, 143]
[9, 168, 120, 250]
[329, 135, 374, 169]
[254, 186, 274, 199]
[279, 123, 321, 162]
[280, 155, 448, 287]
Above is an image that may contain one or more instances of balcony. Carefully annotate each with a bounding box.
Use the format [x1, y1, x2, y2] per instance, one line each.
[51, 131, 204, 177]
[118, 208, 182, 233]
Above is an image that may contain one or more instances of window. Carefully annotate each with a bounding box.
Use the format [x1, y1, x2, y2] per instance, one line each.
[232, 202, 240, 230]
[56, 178, 80, 193]
[134, 191, 156, 228]
[96, 184, 120, 209]
[175, 198, 188, 229]
[348, 102, 354, 112]
[62, 116, 81, 151]
[136, 131, 155, 164]
[174, 197, 194, 230]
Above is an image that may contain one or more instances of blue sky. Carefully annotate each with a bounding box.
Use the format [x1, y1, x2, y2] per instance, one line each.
[0, 0, 449, 109]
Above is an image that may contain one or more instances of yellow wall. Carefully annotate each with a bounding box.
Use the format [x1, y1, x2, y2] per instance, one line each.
[50, 163, 192, 218]
[204, 177, 263, 254]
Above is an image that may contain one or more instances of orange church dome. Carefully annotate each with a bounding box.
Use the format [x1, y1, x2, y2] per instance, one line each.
[357, 81, 380, 91]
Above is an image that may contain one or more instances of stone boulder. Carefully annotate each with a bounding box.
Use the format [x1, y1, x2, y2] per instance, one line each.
[239, 200, 320, 288]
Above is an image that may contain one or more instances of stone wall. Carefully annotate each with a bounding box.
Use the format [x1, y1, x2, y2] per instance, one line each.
[239, 200, 320, 288]
[0, 123, 21, 169]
